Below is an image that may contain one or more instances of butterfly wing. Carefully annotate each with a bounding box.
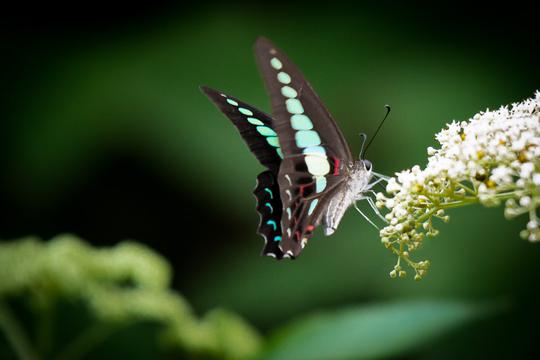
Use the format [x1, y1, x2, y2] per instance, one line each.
[253, 37, 353, 161]
[201, 86, 284, 258]
[253, 37, 353, 257]
[254, 171, 284, 258]
[277, 157, 350, 257]
[201, 86, 282, 171]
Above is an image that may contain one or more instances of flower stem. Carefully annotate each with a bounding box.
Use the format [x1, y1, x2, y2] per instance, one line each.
[440, 198, 478, 209]
[36, 301, 55, 357]
[457, 182, 476, 195]
[0, 301, 40, 360]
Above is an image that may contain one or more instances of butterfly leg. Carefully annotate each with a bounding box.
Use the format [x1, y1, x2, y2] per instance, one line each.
[372, 171, 391, 182]
[357, 195, 387, 223]
[364, 196, 388, 223]
[353, 201, 380, 230]
[366, 177, 385, 191]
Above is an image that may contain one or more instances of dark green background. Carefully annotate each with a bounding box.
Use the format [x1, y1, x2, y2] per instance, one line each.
[1, 2, 539, 358]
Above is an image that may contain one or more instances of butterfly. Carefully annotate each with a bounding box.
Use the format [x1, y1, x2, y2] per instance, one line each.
[201, 37, 387, 259]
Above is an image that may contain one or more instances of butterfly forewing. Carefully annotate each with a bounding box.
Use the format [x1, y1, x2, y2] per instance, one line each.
[253, 37, 353, 256]
[201, 86, 282, 171]
[253, 37, 353, 161]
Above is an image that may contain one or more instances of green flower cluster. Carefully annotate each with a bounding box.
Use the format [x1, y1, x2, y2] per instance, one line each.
[0, 235, 261, 359]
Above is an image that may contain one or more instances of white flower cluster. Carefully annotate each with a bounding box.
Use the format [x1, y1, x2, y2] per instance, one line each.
[377, 92, 540, 280]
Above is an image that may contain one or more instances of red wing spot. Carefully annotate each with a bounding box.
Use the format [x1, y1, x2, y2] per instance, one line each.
[298, 183, 314, 197]
[306, 225, 315, 232]
[333, 157, 340, 176]
[294, 231, 301, 241]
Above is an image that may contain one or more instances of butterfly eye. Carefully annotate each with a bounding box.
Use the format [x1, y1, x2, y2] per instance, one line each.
[363, 160, 372, 171]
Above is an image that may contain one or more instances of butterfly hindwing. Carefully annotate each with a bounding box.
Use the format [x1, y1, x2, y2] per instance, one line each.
[254, 171, 284, 258]
[201, 86, 286, 258]
[201, 86, 282, 171]
[277, 156, 347, 257]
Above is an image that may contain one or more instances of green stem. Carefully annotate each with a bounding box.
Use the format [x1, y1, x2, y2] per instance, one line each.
[456, 182, 476, 195]
[497, 190, 531, 199]
[390, 247, 420, 270]
[36, 301, 55, 357]
[54, 322, 120, 360]
[414, 208, 438, 225]
[440, 198, 478, 209]
[0, 301, 40, 360]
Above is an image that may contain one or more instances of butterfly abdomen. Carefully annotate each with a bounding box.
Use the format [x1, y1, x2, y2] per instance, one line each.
[323, 161, 373, 235]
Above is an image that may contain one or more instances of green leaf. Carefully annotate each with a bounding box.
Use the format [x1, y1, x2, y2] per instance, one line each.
[262, 300, 497, 360]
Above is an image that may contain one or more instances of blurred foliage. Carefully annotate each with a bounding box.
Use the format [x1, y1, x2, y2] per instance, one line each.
[0, 235, 261, 359]
[263, 300, 496, 360]
[0, 236, 497, 360]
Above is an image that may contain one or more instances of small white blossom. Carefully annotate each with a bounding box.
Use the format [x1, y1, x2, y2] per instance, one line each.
[376, 91, 540, 280]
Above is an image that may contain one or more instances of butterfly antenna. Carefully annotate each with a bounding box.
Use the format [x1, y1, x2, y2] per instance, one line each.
[363, 105, 391, 159]
[358, 133, 367, 159]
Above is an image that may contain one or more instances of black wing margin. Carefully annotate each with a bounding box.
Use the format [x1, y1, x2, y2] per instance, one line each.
[201, 86, 282, 171]
[254, 171, 284, 258]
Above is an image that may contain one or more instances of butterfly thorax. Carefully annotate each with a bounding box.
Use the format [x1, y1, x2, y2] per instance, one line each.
[323, 161, 373, 236]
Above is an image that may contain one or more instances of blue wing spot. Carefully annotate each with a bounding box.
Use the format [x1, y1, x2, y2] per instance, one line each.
[226, 98, 239, 106]
[270, 57, 283, 70]
[238, 107, 254, 116]
[315, 176, 327, 193]
[247, 117, 264, 126]
[308, 199, 319, 215]
[286, 98, 304, 114]
[291, 114, 313, 130]
[256, 126, 277, 137]
[274, 236, 282, 242]
[281, 86, 298, 98]
[265, 202, 273, 213]
[264, 188, 273, 199]
[266, 136, 280, 147]
[266, 220, 277, 230]
[277, 72, 291, 84]
[295, 130, 321, 147]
